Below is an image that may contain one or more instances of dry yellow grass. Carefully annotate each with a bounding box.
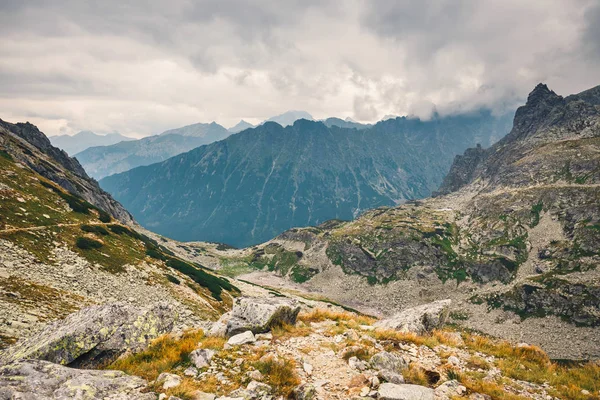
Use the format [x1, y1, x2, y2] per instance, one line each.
[198, 336, 226, 350]
[107, 329, 204, 381]
[370, 328, 439, 348]
[403, 364, 430, 386]
[298, 308, 375, 325]
[271, 322, 312, 341]
[252, 355, 301, 397]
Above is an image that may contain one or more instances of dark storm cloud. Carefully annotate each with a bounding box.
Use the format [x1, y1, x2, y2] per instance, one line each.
[0, 0, 598, 137]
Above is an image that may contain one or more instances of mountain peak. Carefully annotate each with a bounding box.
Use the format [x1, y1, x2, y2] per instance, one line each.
[526, 83, 561, 106]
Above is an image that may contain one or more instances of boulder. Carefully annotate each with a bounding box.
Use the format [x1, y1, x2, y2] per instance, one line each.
[378, 383, 434, 400]
[225, 331, 256, 348]
[225, 297, 301, 336]
[190, 348, 216, 369]
[156, 372, 182, 389]
[370, 351, 409, 374]
[374, 300, 451, 335]
[0, 359, 154, 399]
[0, 302, 176, 368]
[378, 369, 405, 384]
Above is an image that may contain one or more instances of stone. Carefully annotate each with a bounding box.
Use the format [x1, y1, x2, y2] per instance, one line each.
[435, 380, 467, 399]
[190, 348, 216, 368]
[348, 356, 368, 371]
[0, 359, 154, 399]
[225, 296, 301, 336]
[247, 370, 264, 381]
[225, 330, 256, 348]
[374, 300, 451, 335]
[293, 383, 317, 400]
[184, 366, 198, 377]
[378, 369, 405, 384]
[0, 302, 176, 368]
[156, 372, 182, 389]
[303, 361, 313, 375]
[378, 383, 434, 400]
[246, 380, 272, 395]
[447, 356, 460, 366]
[191, 392, 216, 400]
[370, 351, 409, 374]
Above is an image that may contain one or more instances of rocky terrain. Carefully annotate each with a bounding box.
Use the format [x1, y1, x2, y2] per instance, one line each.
[101, 109, 512, 247]
[1, 295, 597, 399]
[179, 84, 600, 361]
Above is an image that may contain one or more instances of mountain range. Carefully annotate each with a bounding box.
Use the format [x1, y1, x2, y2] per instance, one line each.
[74, 122, 231, 179]
[49, 131, 133, 155]
[100, 109, 513, 247]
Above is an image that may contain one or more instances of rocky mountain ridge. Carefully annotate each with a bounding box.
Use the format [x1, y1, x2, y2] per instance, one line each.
[101, 109, 512, 247]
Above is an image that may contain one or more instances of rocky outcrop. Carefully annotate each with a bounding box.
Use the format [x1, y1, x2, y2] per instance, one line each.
[435, 143, 486, 195]
[0, 359, 154, 399]
[220, 297, 301, 337]
[375, 300, 451, 335]
[0, 302, 176, 368]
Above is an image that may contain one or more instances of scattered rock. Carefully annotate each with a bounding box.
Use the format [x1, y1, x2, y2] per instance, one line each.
[293, 383, 317, 400]
[378, 383, 434, 400]
[225, 330, 256, 348]
[156, 372, 182, 390]
[0, 359, 154, 399]
[191, 348, 216, 369]
[378, 369, 405, 384]
[374, 300, 451, 335]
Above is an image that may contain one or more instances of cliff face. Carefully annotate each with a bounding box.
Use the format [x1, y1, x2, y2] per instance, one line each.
[0, 119, 134, 224]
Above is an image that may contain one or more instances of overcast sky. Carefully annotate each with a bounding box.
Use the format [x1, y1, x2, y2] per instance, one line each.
[1, 0, 599, 138]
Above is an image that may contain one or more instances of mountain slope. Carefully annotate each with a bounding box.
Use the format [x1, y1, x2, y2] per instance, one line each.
[100, 110, 513, 247]
[75, 123, 230, 179]
[49, 131, 133, 155]
[214, 84, 600, 359]
[0, 122, 240, 348]
[0, 119, 133, 224]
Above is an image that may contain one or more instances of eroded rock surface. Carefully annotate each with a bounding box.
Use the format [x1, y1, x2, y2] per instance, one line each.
[0, 302, 176, 368]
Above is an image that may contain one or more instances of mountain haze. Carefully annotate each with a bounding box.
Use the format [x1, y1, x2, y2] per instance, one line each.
[49, 131, 133, 155]
[100, 109, 513, 247]
[75, 122, 230, 179]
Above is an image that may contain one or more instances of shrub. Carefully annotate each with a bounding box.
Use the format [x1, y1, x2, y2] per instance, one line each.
[165, 274, 180, 285]
[97, 210, 111, 223]
[76, 237, 103, 250]
[81, 224, 110, 235]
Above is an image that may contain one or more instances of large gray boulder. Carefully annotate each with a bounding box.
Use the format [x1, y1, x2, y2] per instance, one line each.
[0, 359, 154, 399]
[224, 297, 301, 337]
[370, 351, 409, 374]
[378, 383, 434, 400]
[0, 302, 176, 368]
[374, 300, 451, 335]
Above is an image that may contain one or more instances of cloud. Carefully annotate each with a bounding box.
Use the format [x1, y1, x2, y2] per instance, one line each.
[0, 0, 598, 137]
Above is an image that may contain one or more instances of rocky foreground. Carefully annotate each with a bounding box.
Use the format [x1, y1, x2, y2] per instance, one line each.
[1, 296, 598, 400]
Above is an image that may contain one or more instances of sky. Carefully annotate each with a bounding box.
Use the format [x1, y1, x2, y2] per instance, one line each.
[1, 0, 599, 138]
